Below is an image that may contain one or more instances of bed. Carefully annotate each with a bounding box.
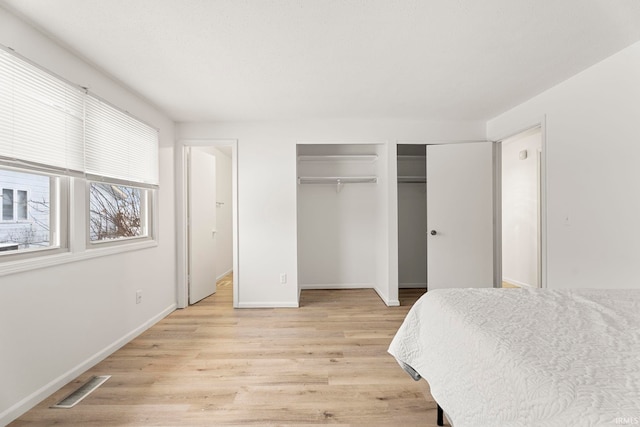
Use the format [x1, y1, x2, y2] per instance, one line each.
[388, 288, 640, 427]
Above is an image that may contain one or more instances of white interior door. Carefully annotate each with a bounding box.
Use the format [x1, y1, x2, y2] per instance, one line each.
[188, 147, 217, 304]
[427, 142, 494, 290]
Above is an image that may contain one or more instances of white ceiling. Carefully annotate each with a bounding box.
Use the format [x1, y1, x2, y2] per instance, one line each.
[2, 0, 640, 122]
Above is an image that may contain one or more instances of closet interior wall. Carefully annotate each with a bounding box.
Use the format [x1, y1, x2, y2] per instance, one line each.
[296, 143, 385, 293]
[397, 144, 427, 289]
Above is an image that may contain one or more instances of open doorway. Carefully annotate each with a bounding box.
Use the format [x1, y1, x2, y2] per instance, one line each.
[500, 127, 542, 288]
[177, 139, 239, 308]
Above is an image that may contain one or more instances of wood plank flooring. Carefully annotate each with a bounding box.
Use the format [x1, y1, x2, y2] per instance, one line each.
[501, 281, 520, 288]
[11, 276, 446, 426]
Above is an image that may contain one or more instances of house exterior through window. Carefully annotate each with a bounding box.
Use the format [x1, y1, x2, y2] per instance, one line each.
[0, 169, 51, 251]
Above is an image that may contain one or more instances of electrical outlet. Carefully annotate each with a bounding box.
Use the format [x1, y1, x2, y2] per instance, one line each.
[280, 273, 287, 284]
[136, 290, 143, 304]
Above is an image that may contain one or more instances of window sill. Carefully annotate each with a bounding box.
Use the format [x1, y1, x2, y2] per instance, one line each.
[0, 239, 158, 277]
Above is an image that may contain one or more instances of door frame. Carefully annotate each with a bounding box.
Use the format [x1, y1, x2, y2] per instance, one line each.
[494, 119, 547, 289]
[177, 139, 239, 308]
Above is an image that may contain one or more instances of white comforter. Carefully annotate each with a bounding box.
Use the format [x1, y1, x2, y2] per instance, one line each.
[388, 288, 640, 427]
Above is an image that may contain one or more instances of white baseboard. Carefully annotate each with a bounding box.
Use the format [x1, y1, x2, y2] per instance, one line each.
[399, 282, 427, 289]
[374, 286, 399, 307]
[0, 303, 176, 426]
[216, 268, 233, 281]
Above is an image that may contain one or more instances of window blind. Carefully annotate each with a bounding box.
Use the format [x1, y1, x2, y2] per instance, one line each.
[85, 95, 159, 186]
[0, 47, 85, 173]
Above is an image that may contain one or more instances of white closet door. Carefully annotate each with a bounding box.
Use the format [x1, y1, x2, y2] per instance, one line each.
[427, 142, 494, 290]
[188, 147, 217, 304]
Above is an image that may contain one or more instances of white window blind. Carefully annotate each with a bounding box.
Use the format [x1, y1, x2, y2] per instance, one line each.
[85, 95, 159, 186]
[0, 47, 85, 173]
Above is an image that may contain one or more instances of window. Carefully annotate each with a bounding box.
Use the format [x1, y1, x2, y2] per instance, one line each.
[2, 188, 12, 220]
[17, 190, 28, 220]
[89, 182, 151, 243]
[0, 168, 63, 255]
[0, 45, 157, 268]
[84, 94, 158, 247]
[1, 188, 31, 222]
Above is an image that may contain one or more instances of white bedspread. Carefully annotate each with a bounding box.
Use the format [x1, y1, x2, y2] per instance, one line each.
[388, 288, 640, 427]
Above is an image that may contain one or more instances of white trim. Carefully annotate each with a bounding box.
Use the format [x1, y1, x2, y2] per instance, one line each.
[84, 181, 154, 248]
[0, 303, 175, 426]
[387, 142, 399, 308]
[216, 268, 233, 282]
[374, 286, 399, 307]
[176, 139, 239, 308]
[0, 172, 69, 264]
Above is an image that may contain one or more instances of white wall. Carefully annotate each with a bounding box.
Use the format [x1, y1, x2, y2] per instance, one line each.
[501, 130, 541, 288]
[177, 119, 485, 307]
[488, 40, 640, 289]
[0, 8, 176, 424]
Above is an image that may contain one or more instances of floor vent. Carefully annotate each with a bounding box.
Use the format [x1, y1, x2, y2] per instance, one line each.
[51, 375, 111, 409]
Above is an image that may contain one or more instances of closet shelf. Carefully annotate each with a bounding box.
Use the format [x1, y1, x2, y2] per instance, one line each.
[298, 176, 377, 184]
[297, 154, 378, 163]
[298, 176, 377, 192]
[397, 155, 426, 161]
[398, 175, 426, 183]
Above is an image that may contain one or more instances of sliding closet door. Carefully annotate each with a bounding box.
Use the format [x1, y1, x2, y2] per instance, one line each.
[427, 142, 494, 290]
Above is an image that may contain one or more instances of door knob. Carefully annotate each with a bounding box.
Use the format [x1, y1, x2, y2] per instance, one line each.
[430, 230, 437, 236]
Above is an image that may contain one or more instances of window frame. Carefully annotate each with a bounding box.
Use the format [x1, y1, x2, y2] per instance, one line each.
[2, 187, 13, 221]
[16, 189, 29, 221]
[0, 165, 68, 262]
[1, 188, 32, 222]
[85, 179, 155, 249]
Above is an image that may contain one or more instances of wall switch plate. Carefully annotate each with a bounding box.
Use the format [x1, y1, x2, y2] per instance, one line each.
[136, 290, 143, 304]
[280, 273, 287, 284]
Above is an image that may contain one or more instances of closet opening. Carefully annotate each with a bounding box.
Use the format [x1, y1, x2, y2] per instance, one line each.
[396, 144, 427, 292]
[396, 140, 495, 294]
[296, 143, 390, 305]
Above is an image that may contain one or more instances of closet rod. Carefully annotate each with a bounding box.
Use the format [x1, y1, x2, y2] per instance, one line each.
[397, 176, 426, 183]
[298, 176, 377, 193]
[297, 176, 377, 184]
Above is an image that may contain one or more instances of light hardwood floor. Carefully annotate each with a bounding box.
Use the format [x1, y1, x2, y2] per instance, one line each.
[11, 275, 446, 426]
[501, 281, 520, 288]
